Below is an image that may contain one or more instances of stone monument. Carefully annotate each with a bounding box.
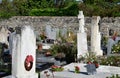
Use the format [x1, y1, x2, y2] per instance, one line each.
[91, 16, 103, 56]
[0, 27, 9, 45]
[107, 36, 120, 55]
[107, 38, 115, 55]
[4, 26, 38, 78]
[77, 11, 88, 59]
[45, 25, 57, 40]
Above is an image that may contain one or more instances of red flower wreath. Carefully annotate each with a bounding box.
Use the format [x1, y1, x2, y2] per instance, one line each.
[24, 55, 34, 71]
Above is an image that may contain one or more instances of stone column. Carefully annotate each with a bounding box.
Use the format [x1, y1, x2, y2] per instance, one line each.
[91, 16, 103, 56]
[77, 11, 88, 59]
[5, 26, 38, 78]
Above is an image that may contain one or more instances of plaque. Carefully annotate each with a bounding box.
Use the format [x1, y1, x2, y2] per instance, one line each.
[85, 64, 97, 75]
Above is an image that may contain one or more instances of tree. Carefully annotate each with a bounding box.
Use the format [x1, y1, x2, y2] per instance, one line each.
[0, 0, 16, 18]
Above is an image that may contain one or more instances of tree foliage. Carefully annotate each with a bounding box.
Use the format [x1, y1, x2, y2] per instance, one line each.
[0, 0, 120, 18]
[79, 0, 120, 17]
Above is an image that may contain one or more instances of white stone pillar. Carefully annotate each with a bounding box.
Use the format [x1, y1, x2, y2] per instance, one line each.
[77, 11, 88, 59]
[5, 26, 38, 78]
[91, 16, 103, 56]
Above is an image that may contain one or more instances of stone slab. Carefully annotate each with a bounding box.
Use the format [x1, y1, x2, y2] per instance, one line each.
[77, 33, 88, 58]
[2, 73, 38, 78]
[40, 63, 120, 78]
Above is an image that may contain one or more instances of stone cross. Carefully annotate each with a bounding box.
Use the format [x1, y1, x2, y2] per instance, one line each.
[78, 11, 85, 33]
[91, 16, 103, 56]
[5, 26, 38, 78]
[77, 11, 88, 59]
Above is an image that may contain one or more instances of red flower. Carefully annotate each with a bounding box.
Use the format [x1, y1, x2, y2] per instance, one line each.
[94, 63, 99, 68]
[87, 61, 92, 64]
[24, 55, 34, 71]
[93, 61, 99, 68]
[75, 66, 80, 70]
[74, 66, 80, 73]
[51, 65, 64, 71]
[51, 65, 58, 69]
[25, 55, 34, 64]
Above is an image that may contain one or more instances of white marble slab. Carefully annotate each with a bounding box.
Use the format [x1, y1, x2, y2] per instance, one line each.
[40, 63, 120, 78]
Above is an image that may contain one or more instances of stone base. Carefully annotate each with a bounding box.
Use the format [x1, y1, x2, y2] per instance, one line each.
[40, 63, 120, 78]
[77, 32, 88, 58]
[2, 73, 38, 78]
[95, 50, 103, 56]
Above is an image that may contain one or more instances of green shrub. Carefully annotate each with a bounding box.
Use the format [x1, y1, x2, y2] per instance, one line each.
[99, 56, 120, 67]
[77, 53, 120, 67]
[62, 2, 79, 16]
[50, 43, 77, 64]
[29, 2, 79, 16]
[84, 52, 98, 63]
[111, 41, 120, 54]
[106, 74, 120, 78]
[0, 11, 13, 19]
[78, 1, 120, 17]
[29, 8, 57, 16]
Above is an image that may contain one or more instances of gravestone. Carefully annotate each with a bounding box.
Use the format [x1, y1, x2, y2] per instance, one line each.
[61, 28, 67, 37]
[91, 16, 103, 56]
[115, 37, 120, 43]
[107, 38, 115, 55]
[4, 26, 38, 78]
[0, 27, 9, 45]
[77, 11, 88, 58]
[45, 25, 57, 40]
[107, 37, 120, 55]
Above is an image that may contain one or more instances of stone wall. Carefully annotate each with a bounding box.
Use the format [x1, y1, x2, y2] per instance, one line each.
[0, 16, 120, 36]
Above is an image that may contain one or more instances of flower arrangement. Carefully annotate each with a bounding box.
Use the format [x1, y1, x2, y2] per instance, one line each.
[51, 65, 64, 72]
[87, 61, 99, 68]
[74, 66, 80, 73]
[24, 55, 34, 71]
[111, 41, 120, 54]
[93, 61, 99, 68]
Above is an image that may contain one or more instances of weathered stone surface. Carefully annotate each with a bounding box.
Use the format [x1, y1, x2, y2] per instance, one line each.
[77, 11, 88, 58]
[91, 16, 103, 56]
[0, 16, 120, 36]
[0, 26, 9, 44]
[8, 26, 38, 78]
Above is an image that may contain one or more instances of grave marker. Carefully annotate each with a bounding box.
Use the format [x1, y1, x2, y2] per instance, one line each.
[4, 26, 38, 78]
[77, 11, 88, 58]
[91, 16, 103, 56]
[85, 64, 97, 75]
[0, 27, 9, 45]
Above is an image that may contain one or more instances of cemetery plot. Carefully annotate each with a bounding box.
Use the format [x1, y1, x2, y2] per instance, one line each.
[3, 26, 38, 78]
[40, 63, 120, 78]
